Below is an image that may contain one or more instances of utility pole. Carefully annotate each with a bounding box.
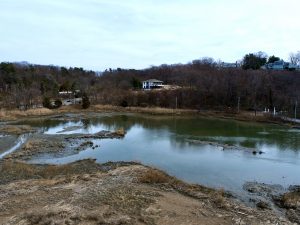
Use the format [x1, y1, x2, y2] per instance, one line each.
[237, 97, 240, 113]
[175, 96, 178, 110]
[295, 100, 298, 120]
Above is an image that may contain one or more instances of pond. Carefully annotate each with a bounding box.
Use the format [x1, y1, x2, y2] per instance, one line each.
[3, 113, 300, 197]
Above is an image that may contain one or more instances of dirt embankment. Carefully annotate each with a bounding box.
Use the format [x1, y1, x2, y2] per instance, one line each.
[0, 159, 295, 225]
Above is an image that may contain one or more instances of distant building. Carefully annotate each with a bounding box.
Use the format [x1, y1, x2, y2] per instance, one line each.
[264, 60, 299, 71]
[58, 91, 73, 95]
[142, 79, 164, 90]
[219, 61, 241, 68]
[58, 90, 82, 106]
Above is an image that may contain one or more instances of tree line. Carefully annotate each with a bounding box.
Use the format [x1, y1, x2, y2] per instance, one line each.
[0, 52, 300, 117]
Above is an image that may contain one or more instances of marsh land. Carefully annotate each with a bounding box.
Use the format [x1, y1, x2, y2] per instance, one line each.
[0, 109, 299, 224]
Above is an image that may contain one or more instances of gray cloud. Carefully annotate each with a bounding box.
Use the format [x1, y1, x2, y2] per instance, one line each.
[0, 0, 299, 70]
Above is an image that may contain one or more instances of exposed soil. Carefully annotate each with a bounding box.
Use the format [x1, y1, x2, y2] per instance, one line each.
[0, 160, 295, 225]
[3, 129, 125, 161]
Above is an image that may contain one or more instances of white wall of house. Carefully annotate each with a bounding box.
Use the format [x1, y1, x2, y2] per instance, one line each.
[142, 80, 163, 89]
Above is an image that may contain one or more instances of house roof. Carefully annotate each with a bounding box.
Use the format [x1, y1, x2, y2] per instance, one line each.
[143, 79, 163, 83]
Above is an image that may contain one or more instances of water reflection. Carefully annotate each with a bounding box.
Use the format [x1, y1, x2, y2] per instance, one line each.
[18, 114, 300, 151]
[24, 113, 300, 193]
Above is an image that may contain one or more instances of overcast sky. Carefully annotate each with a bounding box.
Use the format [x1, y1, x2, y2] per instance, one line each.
[0, 0, 299, 70]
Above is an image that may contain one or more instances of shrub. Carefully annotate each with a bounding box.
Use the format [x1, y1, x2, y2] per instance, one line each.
[54, 99, 62, 108]
[42, 97, 62, 109]
[42, 97, 51, 108]
[120, 99, 128, 107]
[139, 169, 170, 184]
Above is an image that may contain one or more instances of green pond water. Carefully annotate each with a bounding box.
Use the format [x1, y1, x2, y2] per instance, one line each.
[2, 113, 300, 196]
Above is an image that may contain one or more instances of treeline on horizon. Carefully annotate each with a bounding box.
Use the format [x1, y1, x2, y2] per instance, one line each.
[0, 52, 300, 116]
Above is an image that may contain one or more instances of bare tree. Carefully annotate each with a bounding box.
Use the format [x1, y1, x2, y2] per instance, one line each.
[289, 51, 300, 65]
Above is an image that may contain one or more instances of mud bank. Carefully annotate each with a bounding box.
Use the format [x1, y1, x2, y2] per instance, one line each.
[2, 129, 125, 161]
[0, 159, 295, 225]
[243, 182, 300, 224]
[0, 106, 295, 127]
[186, 139, 263, 154]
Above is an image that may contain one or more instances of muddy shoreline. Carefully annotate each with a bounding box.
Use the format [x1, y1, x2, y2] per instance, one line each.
[1, 129, 125, 161]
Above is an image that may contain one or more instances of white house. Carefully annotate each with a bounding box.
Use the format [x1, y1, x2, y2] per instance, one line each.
[142, 79, 164, 90]
[264, 60, 298, 71]
[59, 90, 82, 106]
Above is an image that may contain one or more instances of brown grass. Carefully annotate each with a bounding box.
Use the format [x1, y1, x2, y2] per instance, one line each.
[114, 128, 126, 136]
[0, 125, 36, 135]
[0, 105, 197, 121]
[92, 104, 198, 115]
[23, 140, 40, 150]
[139, 169, 170, 184]
[1, 161, 36, 177]
[281, 191, 300, 209]
[0, 108, 53, 121]
[137, 167, 225, 205]
[0, 159, 101, 184]
[212, 188, 227, 208]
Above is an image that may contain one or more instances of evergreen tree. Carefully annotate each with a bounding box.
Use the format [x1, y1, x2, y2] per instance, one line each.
[82, 92, 90, 109]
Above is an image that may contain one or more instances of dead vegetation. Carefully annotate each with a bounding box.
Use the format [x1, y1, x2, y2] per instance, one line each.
[0, 160, 295, 225]
[55, 104, 197, 115]
[0, 125, 35, 135]
[138, 167, 230, 210]
[139, 169, 171, 184]
[278, 188, 300, 223]
[113, 128, 126, 136]
[0, 108, 53, 121]
[281, 191, 300, 209]
[0, 159, 102, 184]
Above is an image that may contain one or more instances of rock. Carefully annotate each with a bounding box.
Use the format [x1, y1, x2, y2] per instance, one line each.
[80, 141, 93, 147]
[243, 182, 284, 197]
[144, 206, 161, 215]
[256, 201, 271, 210]
[288, 185, 300, 193]
[286, 209, 300, 224]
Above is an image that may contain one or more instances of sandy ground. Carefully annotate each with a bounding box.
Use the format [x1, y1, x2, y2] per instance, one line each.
[0, 160, 296, 225]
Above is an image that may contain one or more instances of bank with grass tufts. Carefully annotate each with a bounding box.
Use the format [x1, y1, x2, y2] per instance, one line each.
[0, 159, 296, 225]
